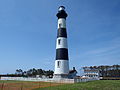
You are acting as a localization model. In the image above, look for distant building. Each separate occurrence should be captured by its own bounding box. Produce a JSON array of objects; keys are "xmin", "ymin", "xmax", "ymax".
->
[
  {"xmin": 83, "ymin": 67, "xmax": 99, "ymax": 78},
  {"xmin": 68, "ymin": 67, "xmax": 77, "ymax": 79},
  {"xmin": 84, "ymin": 69, "xmax": 99, "ymax": 78},
  {"xmin": 82, "ymin": 65, "xmax": 120, "ymax": 77}
]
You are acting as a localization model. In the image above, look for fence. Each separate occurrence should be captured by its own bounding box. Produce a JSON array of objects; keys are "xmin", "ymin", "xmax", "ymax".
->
[
  {"xmin": 0, "ymin": 77, "xmax": 99, "ymax": 90},
  {"xmin": 74, "ymin": 78, "xmax": 99, "ymax": 83},
  {"xmin": 1, "ymin": 77, "xmax": 99, "ymax": 83}
]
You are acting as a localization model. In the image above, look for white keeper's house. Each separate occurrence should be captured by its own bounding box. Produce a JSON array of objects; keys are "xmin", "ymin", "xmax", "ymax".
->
[{"xmin": 82, "ymin": 67, "xmax": 99, "ymax": 78}]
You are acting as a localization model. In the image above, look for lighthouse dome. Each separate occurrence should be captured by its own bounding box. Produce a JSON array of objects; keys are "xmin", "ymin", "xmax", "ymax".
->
[{"xmin": 59, "ymin": 6, "xmax": 65, "ymax": 11}]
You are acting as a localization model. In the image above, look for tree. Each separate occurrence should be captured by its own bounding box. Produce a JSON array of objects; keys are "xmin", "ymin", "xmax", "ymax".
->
[{"xmin": 15, "ymin": 69, "xmax": 23, "ymax": 76}]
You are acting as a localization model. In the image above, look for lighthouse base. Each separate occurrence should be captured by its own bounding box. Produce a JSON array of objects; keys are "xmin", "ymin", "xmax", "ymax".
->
[{"xmin": 53, "ymin": 74, "xmax": 68, "ymax": 79}]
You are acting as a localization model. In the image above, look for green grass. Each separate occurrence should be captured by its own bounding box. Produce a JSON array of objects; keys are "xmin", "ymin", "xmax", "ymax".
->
[
  {"xmin": 0, "ymin": 80, "xmax": 23, "ymax": 83},
  {"xmin": 35, "ymin": 80, "xmax": 120, "ymax": 90}
]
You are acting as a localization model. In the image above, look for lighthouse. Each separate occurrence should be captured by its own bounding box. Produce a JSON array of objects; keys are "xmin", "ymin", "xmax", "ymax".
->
[{"xmin": 54, "ymin": 6, "xmax": 69, "ymax": 78}]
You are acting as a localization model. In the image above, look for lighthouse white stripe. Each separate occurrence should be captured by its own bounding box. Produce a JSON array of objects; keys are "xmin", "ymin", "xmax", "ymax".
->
[
  {"xmin": 58, "ymin": 18, "xmax": 66, "ymax": 29},
  {"xmin": 56, "ymin": 37, "xmax": 68, "ymax": 49},
  {"xmin": 54, "ymin": 60, "xmax": 69, "ymax": 74}
]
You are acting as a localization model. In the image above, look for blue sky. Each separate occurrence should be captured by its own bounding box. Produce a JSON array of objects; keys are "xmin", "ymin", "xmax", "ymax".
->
[{"xmin": 0, "ymin": 0, "xmax": 120, "ymax": 74}]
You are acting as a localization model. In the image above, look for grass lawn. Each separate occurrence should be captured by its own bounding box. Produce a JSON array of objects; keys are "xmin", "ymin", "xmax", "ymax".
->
[
  {"xmin": 35, "ymin": 80, "xmax": 120, "ymax": 90},
  {"xmin": 0, "ymin": 80, "xmax": 36, "ymax": 83},
  {"xmin": 0, "ymin": 80, "xmax": 63, "ymax": 90},
  {"xmin": 0, "ymin": 80, "xmax": 40, "ymax": 90},
  {"xmin": 0, "ymin": 80, "xmax": 25, "ymax": 83}
]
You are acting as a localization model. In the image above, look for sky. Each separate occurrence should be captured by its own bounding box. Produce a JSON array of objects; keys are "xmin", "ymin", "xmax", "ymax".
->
[{"xmin": 0, "ymin": 0, "xmax": 120, "ymax": 74}]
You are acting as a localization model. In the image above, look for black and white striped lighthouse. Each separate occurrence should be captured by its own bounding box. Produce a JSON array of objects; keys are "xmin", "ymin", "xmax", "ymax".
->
[{"xmin": 54, "ymin": 6, "xmax": 69, "ymax": 78}]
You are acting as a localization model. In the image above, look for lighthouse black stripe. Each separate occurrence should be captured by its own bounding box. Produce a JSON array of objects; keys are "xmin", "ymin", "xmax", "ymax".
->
[
  {"xmin": 57, "ymin": 28, "xmax": 67, "ymax": 38},
  {"xmin": 56, "ymin": 10, "xmax": 68, "ymax": 19},
  {"xmin": 56, "ymin": 48, "xmax": 68, "ymax": 60}
]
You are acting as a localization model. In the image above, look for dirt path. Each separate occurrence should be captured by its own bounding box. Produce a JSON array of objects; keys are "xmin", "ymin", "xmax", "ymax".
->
[{"xmin": 0, "ymin": 82, "xmax": 64, "ymax": 90}]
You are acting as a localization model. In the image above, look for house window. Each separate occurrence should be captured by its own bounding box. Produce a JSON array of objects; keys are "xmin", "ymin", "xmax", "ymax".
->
[
  {"xmin": 57, "ymin": 61, "xmax": 61, "ymax": 68},
  {"xmin": 58, "ymin": 39, "xmax": 61, "ymax": 45}
]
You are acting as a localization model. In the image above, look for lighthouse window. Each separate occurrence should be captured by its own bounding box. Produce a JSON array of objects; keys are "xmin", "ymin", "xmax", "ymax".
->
[
  {"xmin": 58, "ymin": 39, "xmax": 61, "ymax": 45},
  {"xmin": 59, "ymin": 23, "xmax": 62, "ymax": 28},
  {"xmin": 57, "ymin": 61, "xmax": 61, "ymax": 68}
]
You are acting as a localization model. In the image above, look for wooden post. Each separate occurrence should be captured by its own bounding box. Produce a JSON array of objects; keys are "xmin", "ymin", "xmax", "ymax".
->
[{"xmin": 1, "ymin": 82, "xmax": 4, "ymax": 90}]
